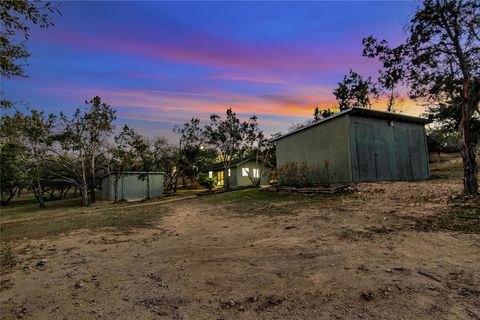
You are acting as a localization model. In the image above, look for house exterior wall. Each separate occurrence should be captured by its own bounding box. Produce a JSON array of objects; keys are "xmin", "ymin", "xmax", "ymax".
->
[
  {"xmin": 101, "ymin": 173, "xmax": 164, "ymax": 201},
  {"xmin": 209, "ymin": 161, "xmax": 269, "ymax": 187},
  {"xmin": 275, "ymin": 115, "xmax": 352, "ymax": 184},
  {"xmin": 235, "ymin": 160, "xmax": 270, "ymax": 186},
  {"xmin": 348, "ymin": 115, "xmax": 430, "ymax": 182}
]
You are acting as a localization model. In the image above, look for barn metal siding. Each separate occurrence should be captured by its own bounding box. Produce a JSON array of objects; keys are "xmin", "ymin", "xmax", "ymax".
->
[
  {"xmin": 276, "ymin": 115, "xmax": 353, "ymax": 183},
  {"xmin": 348, "ymin": 115, "xmax": 430, "ymax": 182}
]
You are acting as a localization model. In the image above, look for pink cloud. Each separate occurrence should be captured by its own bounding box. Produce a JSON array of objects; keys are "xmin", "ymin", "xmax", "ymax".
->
[{"xmin": 38, "ymin": 29, "xmax": 367, "ymax": 74}]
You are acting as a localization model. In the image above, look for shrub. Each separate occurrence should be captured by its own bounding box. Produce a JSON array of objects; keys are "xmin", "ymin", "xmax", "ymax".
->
[
  {"xmin": 426, "ymin": 127, "xmax": 460, "ymax": 153},
  {"xmin": 277, "ymin": 162, "xmax": 333, "ymax": 187},
  {"xmin": 197, "ymin": 172, "xmax": 215, "ymax": 190}
]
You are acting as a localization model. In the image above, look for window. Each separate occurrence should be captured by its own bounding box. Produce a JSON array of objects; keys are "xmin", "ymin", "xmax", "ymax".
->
[
  {"xmin": 253, "ymin": 168, "xmax": 260, "ymax": 178},
  {"xmin": 228, "ymin": 168, "xmax": 231, "ymax": 177},
  {"xmin": 242, "ymin": 167, "xmax": 249, "ymax": 176},
  {"xmin": 217, "ymin": 171, "xmax": 224, "ymax": 186},
  {"xmin": 208, "ymin": 171, "xmax": 213, "ymax": 178}
]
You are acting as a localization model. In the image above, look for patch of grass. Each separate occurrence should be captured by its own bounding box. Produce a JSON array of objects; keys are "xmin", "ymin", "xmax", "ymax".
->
[
  {"xmin": 0, "ymin": 245, "xmax": 17, "ymax": 273},
  {"xmin": 206, "ymin": 188, "xmax": 311, "ymax": 202},
  {"xmin": 0, "ymin": 205, "xmax": 170, "ymax": 242},
  {"xmin": 1, "ymin": 196, "xmax": 88, "ymax": 222},
  {"xmin": 0, "ymin": 190, "xmax": 110, "ymax": 223},
  {"xmin": 415, "ymin": 197, "xmax": 480, "ymax": 233},
  {"xmin": 429, "ymin": 155, "xmax": 479, "ymax": 180},
  {"xmin": 202, "ymin": 188, "xmax": 340, "ymax": 216}
]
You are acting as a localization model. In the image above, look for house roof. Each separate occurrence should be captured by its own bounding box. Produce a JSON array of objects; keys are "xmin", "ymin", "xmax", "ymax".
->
[
  {"xmin": 272, "ymin": 107, "xmax": 431, "ymax": 142},
  {"xmin": 204, "ymin": 158, "xmax": 258, "ymax": 172}
]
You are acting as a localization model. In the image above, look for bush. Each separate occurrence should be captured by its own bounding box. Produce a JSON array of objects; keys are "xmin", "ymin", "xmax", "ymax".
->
[
  {"xmin": 426, "ymin": 127, "xmax": 460, "ymax": 153},
  {"xmin": 277, "ymin": 162, "xmax": 333, "ymax": 187},
  {"xmin": 197, "ymin": 172, "xmax": 215, "ymax": 190}
]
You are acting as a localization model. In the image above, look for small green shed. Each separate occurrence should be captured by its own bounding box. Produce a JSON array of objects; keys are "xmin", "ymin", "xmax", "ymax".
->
[
  {"xmin": 101, "ymin": 172, "xmax": 164, "ymax": 201},
  {"xmin": 274, "ymin": 108, "xmax": 431, "ymax": 184}
]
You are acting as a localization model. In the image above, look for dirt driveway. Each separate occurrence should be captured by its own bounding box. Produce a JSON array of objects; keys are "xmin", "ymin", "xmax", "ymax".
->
[{"xmin": 1, "ymin": 181, "xmax": 479, "ymax": 320}]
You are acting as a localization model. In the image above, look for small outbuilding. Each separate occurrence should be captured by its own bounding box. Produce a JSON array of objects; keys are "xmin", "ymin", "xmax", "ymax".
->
[
  {"xmin": 204, "ymin": 158, "xmax": 270, "ymax": 187},
  {"xmin": 101, "ymin": 172, "xmax": 164, "ymax": 201},
  {"xmin": 273, "ymin": 107, "xmax": 431, "ymax": 185}
]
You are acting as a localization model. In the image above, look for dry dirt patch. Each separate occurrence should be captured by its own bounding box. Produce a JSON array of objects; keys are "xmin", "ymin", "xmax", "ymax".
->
[{"xmin": 1, "ymin": 181, "xmax": 479, "ymax": 320}]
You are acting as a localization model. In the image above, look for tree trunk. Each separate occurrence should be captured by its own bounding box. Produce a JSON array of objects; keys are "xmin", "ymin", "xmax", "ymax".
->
[
  {"xmin": 80, "ymin": 186, "xmax": 90, "ymax": 207},
  {"xmin": 146, "ymin": 173, "xmax": 151, "ymax": 199},
  {"xmin": 90, "ymin": 177, "xmax": 96, "ymax": 203},
  {"xmin": 173, "ymin": 173, "xmax": 178, "ymax": 193},
  {"xmin": 113, "ymin": 176, "xmax": 120, "ymax": 203},
  {"xmin": 36, "ymin": 179, "xmax": 45, "ymax": 208},
  {"xmin": 224, "ymin": 167, "xmax": 229, "ymax": 189},
  {"xmin": 1, "ymin": 189, "xmax": 16, "ymax": 206},
  {"xmin": 459, "ymin": 108, "xmax": 478, "ymax": 196},
  {"xmin": 90, "ymin": 153, "xmax": 96, "ymax": 203}
]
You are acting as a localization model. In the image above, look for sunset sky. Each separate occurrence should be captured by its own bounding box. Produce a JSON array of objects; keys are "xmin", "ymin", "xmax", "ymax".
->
[{"xmin": 5, "ymin": 1, "xmax": 423, "ymax": 138}]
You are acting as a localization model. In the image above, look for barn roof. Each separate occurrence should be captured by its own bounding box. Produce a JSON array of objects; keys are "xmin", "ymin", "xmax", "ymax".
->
[{"xmin": 272, "ymin": 107, "xmax": 431, "ymax": 142}]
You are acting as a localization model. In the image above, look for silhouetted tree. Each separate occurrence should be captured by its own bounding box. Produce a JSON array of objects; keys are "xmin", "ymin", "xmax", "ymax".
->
[
  {"xmin": 333, "ymin": 69, "xmax": 378, "ymax": 111},
  {"xmin": 362, "ymin": 37, "xmax": 406, "ymax": 112},
  {"xmin": 1, "ymin": 0, "xmax": 61, "ymax": 108},
  {"xmin": 173, "ymin": 118, "xmax": 205, "ymax": 191},
  {"xmin": 203, "ymin": 108, "xmax": 257, "ymax": 189},
  {"xmin": 54, "ymin": 97, "xmax": 116, "ymax": 206},
  {"xmin": 313, "ymin": 107, "xmax": 335, "ymax": 122},
  {"xmin": 364, "ymin": 0, "xmax": 480, "ymax": 195}
]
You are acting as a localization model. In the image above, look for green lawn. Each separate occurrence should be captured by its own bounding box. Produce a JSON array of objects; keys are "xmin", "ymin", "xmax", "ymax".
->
[
  {"xmin": 1, "ymin": 202, "xmax": 171, "ymax": 242},
  {"xmin": 429, "ymin": 153, "xmax": 480, "ymax": 180}
]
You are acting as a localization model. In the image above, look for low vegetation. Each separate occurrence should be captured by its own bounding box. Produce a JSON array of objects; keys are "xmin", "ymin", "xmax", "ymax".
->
[{"xmin": 0, "ymin": 197, "xmax": 171, "ymax": 242}]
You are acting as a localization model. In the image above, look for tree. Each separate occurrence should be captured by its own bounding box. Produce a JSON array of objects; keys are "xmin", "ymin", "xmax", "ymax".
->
[
  {"xmin": 0, "ymin": 110, "xmax": 55, "ymax": 207},
  {"xmin": 152, "ymin": 136, "xmax": 178, "ymax": 193},
  {"xmin": 364, "ymin": 0, "xmax": 480, "ymax": 195},
  {"xmin": 203, "ymin": 108, "xmax": 257, "ymax": 189},
  {"xmin": 0, "ymin": 113, "xmax": 28, "ymax": 205},
  {"xmin": 54, "ymin": 96, "xmax": 116, "ymax": 206},
  {"xmin": 426, "ymin": 125, "xmax": 461, "ymax": 153},
  {"xmin": 1, "ymin": 0, "xmax": 61, "ymax": 108},
  {"xmin": 104, "ymin": 125, "xmax": 135, "ymax": 203},
  {"xmin": 20, "ymin": 109, "xmax": 56, "ymax": 207},
  {"xmin": 333, "ymin": 69, "xmax": 378, "ymax": 111},
  {"xmin": 0, "ymin": 142, "xmax": 28, "ymax": 205},
  {"xmin": 245, "ymin": 129, "xmax": 277, "ymax": 187},
  {"xmin": 313, "ymin": 107, "xmax": 335, "ymax": 122},
  {"xmin": 121, "ymin": 127, "xmax": 155, "ymax": 199},
  {"xmin": 173, "ymin": 118, "xmax": 205, "ymax": 191},
  {"xmin": 362, "ymin": 37, "xmax": 407, "ymax": 112},
  {"xmin": 83, "ymin": 97, "xmax": 116, "ymax": 203}
]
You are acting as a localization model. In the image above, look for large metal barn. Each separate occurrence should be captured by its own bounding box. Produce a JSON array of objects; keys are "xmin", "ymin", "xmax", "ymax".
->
[{"xmin": 274, "ymin": 107, "xmax": 431, "ymax": 184}]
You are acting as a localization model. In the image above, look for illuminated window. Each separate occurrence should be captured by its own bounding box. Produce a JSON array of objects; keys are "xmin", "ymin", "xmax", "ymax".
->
[
  {"xmin": 242, "ymin": 167, "xmax": 249, "ymax": 176},
  {"xmin": 217, "ymin": 171, "xmax": 224, "ymax": 186},
  {"xmin": 208, "ymin": 171, "xmax": 213, "ymax": 178},
  {"xmin": 228, "ymin": 168, "xmax": 231, "ymax": 177},
  {"xmin": 253, "ymin": 168, "xmax": 259, "ymax": 178}
]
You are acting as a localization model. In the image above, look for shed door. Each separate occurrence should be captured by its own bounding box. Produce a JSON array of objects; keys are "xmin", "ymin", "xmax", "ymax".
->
[
  {"xmin": 373, "ymin": 125, "xmax": 395, "ymax": 180},
  {"xmin": 393, "ymin": 127, "xmax": 413, "ymax": 180},
  {"xmin": 354, "ymin": 123, "xmax": 377, "ymax": 181},
  {"xmin": 408, "ymin": 127, "xmax": 429, "ymax": 179}
]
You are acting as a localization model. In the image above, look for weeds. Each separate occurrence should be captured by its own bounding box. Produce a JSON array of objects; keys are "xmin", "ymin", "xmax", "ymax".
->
[{"xmin": 0, "ymin": 245, "xmax": 17, "ymax": 273}]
